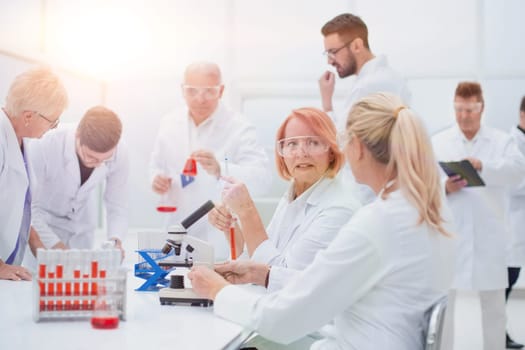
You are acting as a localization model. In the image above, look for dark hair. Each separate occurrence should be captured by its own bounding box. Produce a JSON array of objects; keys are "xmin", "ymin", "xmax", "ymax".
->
[
  {"xmin": 321, "ymin": 13, "xmax": 370, "ymax": 49},
  {"xmin": 454, "ymin": 81, "xmax": 484, "ymax": 105},
  {"xmin": 520, "ymin": 96, "xmax": 525, "ymax": 113},
  {"xmin": 77, "ymin": 106, "xmax": 122, "ymax": 152}
]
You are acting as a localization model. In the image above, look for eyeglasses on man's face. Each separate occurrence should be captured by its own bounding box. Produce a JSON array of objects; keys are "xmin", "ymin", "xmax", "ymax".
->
[
  {"xmin": 32, "ymin": 110, "xmax": 60, "ymax": 129},
  {"xmin": 322, "ymin": 39, "xmax": 354, "ymax": 59},
  {"xmin": 78, "ymin": 142, "xmax": 115, "ymax": 166},
  {"xmin": 181, "ymin": 85, "xmax": 222, "ymax": 100},
  {"xmin": 453, "ymin": 102, "xmax": 483, "ymax": 114},
  {"xmin": 277, "ymin": 136, "xmax": 330, "ymax": 158}
]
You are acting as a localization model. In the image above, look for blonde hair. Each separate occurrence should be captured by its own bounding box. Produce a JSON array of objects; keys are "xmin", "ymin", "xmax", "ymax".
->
[
  {"xmin": 5, "ymin": 66, "xmax": 68, "ymax": 118},
  {"xmin": 346, "ymin": 93, "xmax": 449, "ymax": 236},
  {"xmin": 77, "ymin": 106, "xmax": 122, "ymax": 152},
  {"xmin": 275, "ymin": 107, "xmax": 343, "ymax": 180}
]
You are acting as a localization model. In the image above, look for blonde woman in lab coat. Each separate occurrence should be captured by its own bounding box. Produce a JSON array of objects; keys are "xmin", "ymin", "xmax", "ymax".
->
[
  {"xmin": 0, "ymin": 67, "xmax": 68, "ymax": 280},
  {"xmin": 27, "ymin": 106, "xmax": 128, "ymax": 256},
  {"xmin": 189, "ymin": 93, "xmax": 455, "ymax": 350},
  {"xmin": 208, "ymin": 107, "xmax": 361, "ymax": 292}
]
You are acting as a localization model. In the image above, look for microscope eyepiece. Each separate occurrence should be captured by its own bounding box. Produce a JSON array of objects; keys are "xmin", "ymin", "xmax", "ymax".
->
[{"xmin": 180, "ymin": 200, "xmax": 215, "ymax": 229}]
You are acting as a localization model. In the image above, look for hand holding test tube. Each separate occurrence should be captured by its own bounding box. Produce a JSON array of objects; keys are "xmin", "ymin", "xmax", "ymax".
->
[{"xmin": 223, "ymin": 157, "xmax": 237, "ymax": 260}]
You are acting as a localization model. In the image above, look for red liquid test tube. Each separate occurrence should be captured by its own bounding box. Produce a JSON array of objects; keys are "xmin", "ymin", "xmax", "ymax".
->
[
  {"xmin": 229, "ymin": 226, "xmax": 237, "ymax": 260},
  {"xmin": 38, "ymin": 263, "xmax": 46, "ymax": 310},
  {"xmin": 56, "ymin": 264, "xmax": 63, "ymax": 310},
  {"xmin": 73, "ymin": 269, "xmax": 80, "ymax": 310},
  {"xmin": 82, "ymin": 274, "xmax": 89, "ymax": 310},
  {"xmin": 91, "ymin": 260, "xmax": 98, "ymax": 295},
  {"xmin": 47, "ymin": 272, "xmax": 55, "ymax": 311}
]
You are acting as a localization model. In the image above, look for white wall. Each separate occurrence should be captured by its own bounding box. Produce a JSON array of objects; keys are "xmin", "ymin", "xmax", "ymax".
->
[{"xmin": 1, "ymin": 0, "xmax": 524, "ymax": 230}]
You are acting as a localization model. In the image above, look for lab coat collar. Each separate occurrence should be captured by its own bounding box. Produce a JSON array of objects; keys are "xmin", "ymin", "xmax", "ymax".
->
[
  {"xmin": 186, "ymin": 102, "xmax": 225, "ymax": 129},
  {"xmin": 286, "ymin": 175, "xmax": 332, "ymax": 206},
  {"xmin": 0, "ymin": 110, "xmax": 26, "ymax": 175},
  {"xmin": 357, "ymin": 55, "xmax": 388, "ymax": 79},
  {"xmin": 453, "ymin": 124, "xmax": 490, "ymax": 143}
]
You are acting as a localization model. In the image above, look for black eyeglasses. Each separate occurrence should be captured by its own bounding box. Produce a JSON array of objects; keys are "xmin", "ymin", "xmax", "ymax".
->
[
  {"xmin": 32, "ymin": 111, "xmax": 60, "ymax": 129},
  {"xmin": 322, "ymin": 39, "xmax": 355, "ymax": 58}
]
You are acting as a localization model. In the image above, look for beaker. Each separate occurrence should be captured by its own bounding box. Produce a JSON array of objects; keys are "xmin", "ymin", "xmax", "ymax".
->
[
  {"xmin": 91, "ymin": 281, "xmax": 120, "ymax": 329},
  {"xmin": 157, "ymin": 177, "xmax": 177, "ymax": 213},
  {"xmin": 182, "ymin": 158, "xmax": 197, "ymax": 177}
]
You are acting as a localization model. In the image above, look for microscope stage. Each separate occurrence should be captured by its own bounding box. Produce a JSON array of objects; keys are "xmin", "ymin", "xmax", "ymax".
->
[{"xmin": 159, "ymin": 287, "xmax": 213, "ymax": 307}]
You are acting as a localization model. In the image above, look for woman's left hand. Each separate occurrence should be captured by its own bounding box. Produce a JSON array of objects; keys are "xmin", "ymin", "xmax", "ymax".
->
[{"xmin": 188, "ymin": 265, "xmax": 230, "ymax": 300}]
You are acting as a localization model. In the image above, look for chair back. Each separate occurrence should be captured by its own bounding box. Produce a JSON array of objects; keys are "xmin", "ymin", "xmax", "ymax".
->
[{"xmin": 425, "ymin": 296, "xmax": 448, "ymax": 350}]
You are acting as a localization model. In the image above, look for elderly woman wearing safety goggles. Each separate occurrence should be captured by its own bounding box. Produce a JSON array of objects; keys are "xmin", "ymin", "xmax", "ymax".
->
[{"xmin": 208, "ymin": 107, "xmax": 360, "ymax": 292}]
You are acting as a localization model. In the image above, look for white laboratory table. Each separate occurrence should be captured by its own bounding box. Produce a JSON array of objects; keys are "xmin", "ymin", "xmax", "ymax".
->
[{"xmin": 0, "ymin": 274, "xmax": 251, "ymax": 350}]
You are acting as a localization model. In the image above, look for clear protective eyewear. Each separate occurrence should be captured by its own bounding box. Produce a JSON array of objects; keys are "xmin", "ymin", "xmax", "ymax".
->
[
  {"xmin": 453, "ymin": 102, "xmax": 482, "ymax": 114},
  {"xmin": 78, "ymin": 142, "xmax": 115, "ymax": 165},
  {"xmin": 32, "ymin": 110, "xmax": 60, "ymax": 129},
  {"xmin": 181, "ymin": 85, "xmax": 222, "ymax": 100},
  {"xmin": 277, "ymin": 136, "xmax": 330, "ymax": 158}
]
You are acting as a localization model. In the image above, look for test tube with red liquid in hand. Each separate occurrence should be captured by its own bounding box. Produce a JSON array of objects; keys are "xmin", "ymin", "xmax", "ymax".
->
[{"xmin": 157, "ymin": 161, "xmax": 177, "ymax": 214}]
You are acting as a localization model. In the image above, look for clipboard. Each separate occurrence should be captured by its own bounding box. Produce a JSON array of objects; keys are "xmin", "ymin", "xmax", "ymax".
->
[{"xmin": 438, "ymin": 160, "xmax": 485, "ymax": 187}]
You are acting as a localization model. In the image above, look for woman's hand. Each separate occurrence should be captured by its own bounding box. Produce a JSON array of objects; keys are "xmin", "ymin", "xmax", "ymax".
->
[
  {"xmin": 208, "ymin": 203, "xmax": 234, "ymax": 232},
  {"xmin": 215, "ymin": 260, "xmax": 269, "ymax": 287},
  {"xmin": 221, "ymin": 177, "xmax": 256, "ymax": 216},
  {"xmin": 152, "ymin": 174, "xmax": 172, "ymax": 194},
  {"xmin": 188, "ymin": 266, "xmax": 230, "ymax": 300},
  {"xmin": 0, "ymin": 261, "xmax": 32, "ymax": 281}
]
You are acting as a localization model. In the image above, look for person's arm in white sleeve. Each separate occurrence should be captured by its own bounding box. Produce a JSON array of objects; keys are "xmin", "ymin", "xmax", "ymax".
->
[
  {"xmin": 251, "ymin": 206, "xmax": 354, "ymax": 270},
  {"xmin": 104, "ymin": 144, "xmax": 129, "ymax": 243},
  {"xmin": 479, "ymin": 136, "xmax": 525, "ymax": 187},
  {"xmin": 27, "ymin": 139, "xmax": 63, "ymax": 248},
  {"xmin": 214, "ymin": 229, "xmax": 385, "ymax": 345}
]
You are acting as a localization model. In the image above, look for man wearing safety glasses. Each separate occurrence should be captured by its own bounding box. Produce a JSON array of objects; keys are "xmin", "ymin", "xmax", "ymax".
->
[
  {"xmin": 150, "ymin": 62, "xmax": 270, "ymax": 260},
  {"xmin": 27, "ymin": 106, "xmax": 129, "ymax": 259},
  {"xmin": 318, "ymin": 13, "xmax": 411, "ymax": 132},
  {"xmin": 433, "ymin": 82, "xmax": 525, "ymax": 350}
]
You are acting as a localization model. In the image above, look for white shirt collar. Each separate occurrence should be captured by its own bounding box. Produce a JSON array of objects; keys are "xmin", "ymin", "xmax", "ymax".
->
[{"xmin": 357, "ymin": 55, "xmax": 387, "ymax": 78}]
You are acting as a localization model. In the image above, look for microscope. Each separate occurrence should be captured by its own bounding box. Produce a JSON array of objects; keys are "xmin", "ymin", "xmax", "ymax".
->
[{"xmin": 158, "ymin": 200, "xmax": 215, "ymax": 306}]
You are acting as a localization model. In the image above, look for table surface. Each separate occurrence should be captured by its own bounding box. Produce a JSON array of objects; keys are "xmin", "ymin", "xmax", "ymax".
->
[{"xmin": 0, "ymin": 267, "xmax": 249, "ymax": 350}]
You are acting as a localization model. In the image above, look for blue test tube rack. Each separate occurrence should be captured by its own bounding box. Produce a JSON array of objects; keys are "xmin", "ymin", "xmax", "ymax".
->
[{"xmin": 134, "ymin": 249, "xmax": 175, "ymax": 291}]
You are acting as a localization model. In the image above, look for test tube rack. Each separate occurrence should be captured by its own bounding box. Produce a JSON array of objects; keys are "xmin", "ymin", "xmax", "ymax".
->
[
  {"xmin": 134, "ymin": 249, "xmax": 175, "ymax": 291},
  {"xmin": 32, "ymin": 249, "xmax": 127, "ymax": 322}
]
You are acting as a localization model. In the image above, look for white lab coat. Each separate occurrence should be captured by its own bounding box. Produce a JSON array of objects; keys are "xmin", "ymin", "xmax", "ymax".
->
[
  {"xmin": 506, "ymin": 127, "xmax": 525, "ymax": 267},
  {"xmin": 150, "ymin": 103, "xmax": 270, "ymax": 260},
  {"xmin": 214, "ymin": 190, "xmax": 455, "ymax": 350},
  {"xmin": 251, "ymin": 175, "xmax": 361, "ymax": 292},
  {"xmin": 0, "ymin": 112, "xmax": 30, "ymax": 263},
  {"xmin": 432, "ymin": 125, "xmax": 525, "ymax": 290},
  {"xmin": 332, "ymin": 55, "xmax": 412, "ymax": 132},
  {"xmin": 27, "ymin": 126, "xmax": 129, "ymax": 249},
  {"xmin": 331, "ymin": 55, "xmax": 412, "ymax": 205}
]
